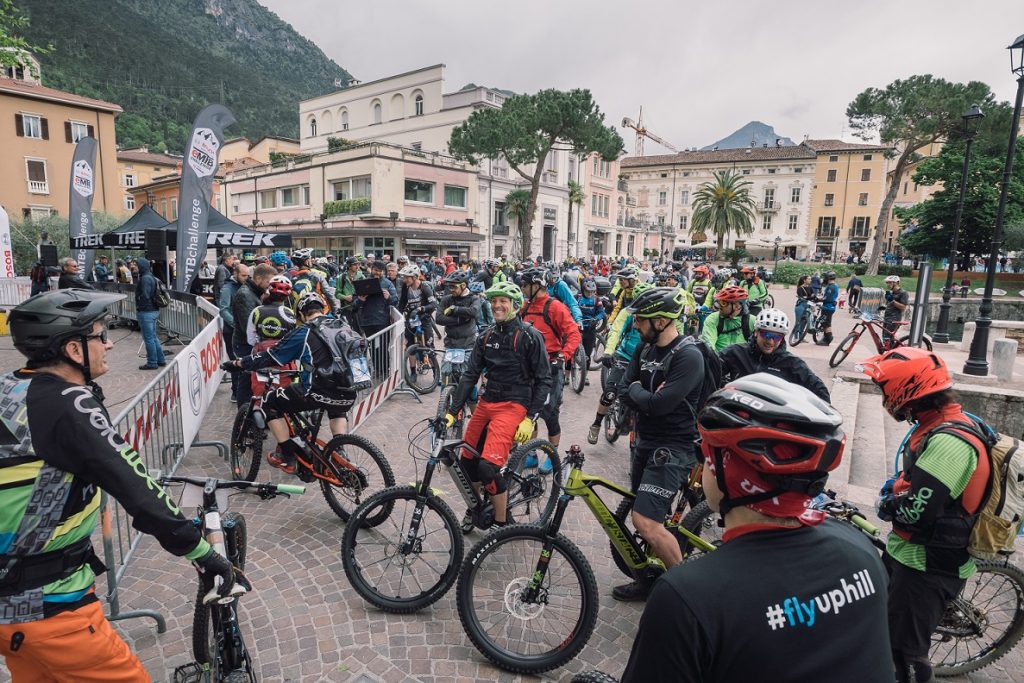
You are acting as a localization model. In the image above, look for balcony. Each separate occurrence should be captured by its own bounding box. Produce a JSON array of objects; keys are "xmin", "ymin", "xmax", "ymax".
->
[
  {"xmin": 849, "ymin": 228, "xmax": 871, "ymax": 239},
  {"xmin": 27, "ymin": 180, "xmax": 49, "ymax": 194},
  {"xmin": 758, "ymin": 201, "xmax": 779, "ymax": 213},
  {"xmin": 618, "ymin": 217, "xmax": 643, "ymax": 229},
  {"xmin": 324, "ymin": 197, "xmax": 371, "ymax": 216},
  {"xmin": 493, "ymin": 224, "xmax": 509, "ymax": 235},
  {"xmin": 816, "ymin": 228, "xmax": 840, "ymax": 239}
]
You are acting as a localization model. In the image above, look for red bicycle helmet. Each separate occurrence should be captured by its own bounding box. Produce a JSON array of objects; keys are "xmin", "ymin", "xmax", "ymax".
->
[
  {"xmin": 267, "ymin": 275, "xmax": 293, "ymax": 298},
  {"xmin": 858, "ymin": 347, "xmax": 953, "ymax": 420},
  {"xmin": 714, "ymin": 285, "xmax": 748, "ymax": 302}
]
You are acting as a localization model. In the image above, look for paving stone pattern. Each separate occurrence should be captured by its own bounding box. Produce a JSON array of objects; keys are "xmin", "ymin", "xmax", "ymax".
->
[{"xmin": 0, "ymin": 288, "xmax": 1021, "ymax": 682}]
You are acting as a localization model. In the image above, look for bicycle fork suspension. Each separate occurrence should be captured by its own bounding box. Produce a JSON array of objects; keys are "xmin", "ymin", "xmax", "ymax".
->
[{"xmin": 523, "ymin": 493, "xmax": 572, "ymax": 600}]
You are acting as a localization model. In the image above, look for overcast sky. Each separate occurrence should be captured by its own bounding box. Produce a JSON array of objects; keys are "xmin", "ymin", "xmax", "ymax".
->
[{"xmin": 261, "ymin": 0, "xmax": 1024, "ymax": 152}]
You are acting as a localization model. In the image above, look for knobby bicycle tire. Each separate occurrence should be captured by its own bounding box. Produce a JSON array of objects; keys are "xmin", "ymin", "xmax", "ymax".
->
[
  {"xmin": 505, "ymin": 439, "xmax": 561, "ymax": 525},
  {"xmin": 403, "ymin": 346, "xmax": 439, "ymax": 394},
  {"xmin": 603, "ymin": 401, "xmax": 624, "ymax": 444},
  {"xmin": 319, "ymin": 433, "xmax": 396, "ymax": 523},
  {"xmin": 829, "ymin": 333, "xmax": 859, "ymax": 368},
  {"xmin": 930, "ymin": 560, "xmax": 1024, "ymax": 676},
  {"xmin": 341, "ymin": 485, "xmax": 464, "ymax": 614},
  {"xmin": 589, "ymin": 334, "xmax": 606, "ymax": 370},
  {"xmin": 230, "ymin": 405, "xmax": 263, "ymax": 482},
  {"xmin": 764, "ymin": 293, "xmax": 775, "ymax": 308},
  {"xmin": 571, "ymin": 346, "xmax": 587, "ymax": 394},
  {"xmin": 790, "ymin": 313, "xmax": 809, "ymax": 346},
  {"xmin": 193, "ymin": 513, "xmax": 247, "ymax": 667},
  {"xmin": 456, "ymin": 525, "xmax": 600, "ymax": 675},
  {"xmin": 897, "ymin": 334, "xmax": 934, "ymax": 352},
  {"xmin": 571, "ymin": 671, "xmax": 619, "ymax": 683},
  {"xmin": 680, "ymin": 501, "xmax": 724, "ymax": 559}
]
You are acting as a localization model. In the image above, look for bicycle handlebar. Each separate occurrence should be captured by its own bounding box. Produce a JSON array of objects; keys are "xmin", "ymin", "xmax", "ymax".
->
[
  {"xmin": 849, "ymin": 513, "xmax": 881, "ymax": 536},
  {"xmin": 160, "ymin": 476, "xmax": 306, "ymax": 498}
]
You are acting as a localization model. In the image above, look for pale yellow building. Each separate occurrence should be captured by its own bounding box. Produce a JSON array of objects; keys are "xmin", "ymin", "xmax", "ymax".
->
[
  {"xmin": 220, "ymin": 135, "xmax": 301, "ymax": 165},
  {"xmin": 804, "ymin": 139, "xmax": 891, "ymax": 259},
  {"xmin": 0, "ymin": 54, "xmax": 121, "ymax": 220},
  {"xmin": 886, "ymin": 141, "xmax": 943, "ymax": 254},
  {"xmin": 116, "ymin": 147, "xmax": 181, "ymax": 214}
]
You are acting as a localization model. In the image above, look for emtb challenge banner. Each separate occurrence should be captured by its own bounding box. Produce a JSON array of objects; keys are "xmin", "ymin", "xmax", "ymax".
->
[
  {"xmin": 69, "ymin": 137, "xmax": 97, "ymax": 278},
  {"xmin": 175, "ymin": 104, "xmax": 235, "ymax": 292}
]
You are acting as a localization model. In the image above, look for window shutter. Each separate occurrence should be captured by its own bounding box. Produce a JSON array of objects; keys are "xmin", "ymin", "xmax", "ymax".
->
[
  {"xmin": 87, "ymin": 124, "xmax": 94, "ymax": 138},
  {"xmin": 15, "ymin": 113, "xmax": 23, "ymax": 137},
  {"xmin": 65, "ymin": 121, "xmax": 72, "ymax": 143},
  {"xmin": 40, "ymin": 118, "xmax": 49, "ymax": 140}
]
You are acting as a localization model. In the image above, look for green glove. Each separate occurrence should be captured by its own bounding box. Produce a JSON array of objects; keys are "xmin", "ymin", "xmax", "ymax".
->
[
  {"xmin": 514, "ymin": 417, "xmax": 535, "ymax": 443},
  {"xmin": 445, "ymin": 306, "xmax": 455, "ymax": 315},
  {"xmin": 443, "ymin": 413, "xmax": 456, "ymax": 429}
]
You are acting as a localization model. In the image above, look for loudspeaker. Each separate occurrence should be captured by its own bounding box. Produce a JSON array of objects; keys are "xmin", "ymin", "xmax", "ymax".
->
[
  {"xmin": 39, "ymin": 244, "xmax": 58, "ymax": 267},
  {"xmin": 145, "ymin": 229, "xmax": 166, "ymax": 261}
]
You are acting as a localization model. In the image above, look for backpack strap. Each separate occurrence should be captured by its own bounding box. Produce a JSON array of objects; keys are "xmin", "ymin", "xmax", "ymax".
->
[
  {"xmin": 911, "ymin": 419, "xmax": 991, "ymax": 514},
  {"xmin": 742, "ymin": 313, "xmax": 752, "ymax": 339}
]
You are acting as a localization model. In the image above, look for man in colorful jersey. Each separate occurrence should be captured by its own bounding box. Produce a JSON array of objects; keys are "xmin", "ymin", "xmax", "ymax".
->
[
  {"xmin": 544, "ymin": 269, "xmax": 583, "ymax": 326},
  {"xmin": 520, "ymin": 268, "xmax": 581, "ymax": 463},
  {"xmin": 862, "ymin": 348, "xmax": 989, "ymax": 683},
  {"xmin": 288, "ymin": 248, "xmax": 338, "ymax": 313},
  {"xmin": 701, "ymin": 285, "xmax": 755, "ymax": 352},
  {"xmin": 606, "ymin": 266, "xmax": 639, "ymax": 328},
  {"xmin": 443, "ymin": 282, "xmax": 552, "ymax": 529},
  {"xmin": 576, "ymin": 277, "xmax": 606, "ymax": 372},
  {"xmin": 686, "ymin": 265, "xmax": 715, "ymax": 308},
  {"xmin": 740, "ymin": 266, "xmax": 769, "ymax": 315},
  {"xmin": 0, "ymin": 290, "xmax": 237, "ymax": 680}
]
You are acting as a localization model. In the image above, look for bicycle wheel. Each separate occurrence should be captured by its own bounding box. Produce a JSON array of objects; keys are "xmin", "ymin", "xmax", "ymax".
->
[
  {"xmin": 897, "ymin": 334, "xmax": 934, "ymax": 352},
  {"xmin": 435, "ymin": 385, "xmax": 464, "ymax": 440},
  {"xmin": 930, "ymin": 560, "xmax": 1024, "ymax": 676},
  {"xmin": 608, "ymin": 496, "xmax": 694, "ymax": 580},
  {"xmin": 229, "ymin": 405, "xmax": 263, "ymax": 481},
  {"xmin": 589, "ymin": 333, "xmax": 605, "ymax": 370},
  {"xmin": 829, "ymin": 333, "xmax": 859, "ymax": 368},
  {"xmin": 193, "ymin": 513, "xmax": 247, "ymax": 666},
  {"xmin": 790, "ymin": 313, "xmax": 808, "ymax": 346},
  {"xmin": 764, "ymin": 293, "xmax": 775, "ymax": 308},
  {"xmin": 571, "ymin": 672, "xmax": 619, "ymax": 683},
  {"xmin": 341, "ymin": 485, "xmax": 464, "ymax": 614},
  {"xmin": 680, "ymin": 500, "xmax": 725, "ymax": 559},
  {"xmin": 505, "ymin": 439, "xmax": 561, "ymax": 525},
  {"xmin": 811, "ymin": 317, "xmax": 822, "ymax": 344},
  {"xmin": 570, "ymin": 346, "xmax": 587, "ymax": 394},
  {"xmin": 603, "ymin": 400, "xmax": 623, "ymax": 444},
  {"xmin": 403, "ymin": 346, "xmax": 439, "ymax": 394},
  {"xmin": 319, "ymin": 433, "xmax": 396, "ymax": 523},
  {"xmin": 456, "ymin": 525, "xmax": 600, "ymax": 675}
]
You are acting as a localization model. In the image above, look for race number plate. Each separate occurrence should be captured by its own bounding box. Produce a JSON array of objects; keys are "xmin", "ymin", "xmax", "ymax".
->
[{"xmin": 444, "ymin": 349, "xmax": 467, "ymax": 363}]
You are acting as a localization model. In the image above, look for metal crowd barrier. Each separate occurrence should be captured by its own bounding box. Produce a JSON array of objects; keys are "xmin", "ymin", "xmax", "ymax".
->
[{"xmin": 349, "ymin": 308, "xmax": 406, "ymax": 431}]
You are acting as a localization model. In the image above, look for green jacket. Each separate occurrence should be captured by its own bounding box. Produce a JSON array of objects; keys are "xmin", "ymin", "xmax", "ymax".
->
[
  {"xmin": 335, "ymin": 270, "xmax": 364, "ymax": 311},
  {"xmin": 701, "ymin": 311, "xmax": 754, "ymax": 352},
  {"xmin": 743, "ymin": 278, "xmax": 768, "ymax": 302}
]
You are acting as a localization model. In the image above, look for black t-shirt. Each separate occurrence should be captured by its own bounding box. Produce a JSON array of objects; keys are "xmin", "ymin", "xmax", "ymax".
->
[
  {"xmin": 622, "ymin": 520, "xmax": 893, "ymax": 683},
  {"xmin": 622, "ymin": 336, "xmax": 703, "ymax": 448},
  {"xmin": 885, "ymin": 288, "xmax": 909, "ymax": 321}
]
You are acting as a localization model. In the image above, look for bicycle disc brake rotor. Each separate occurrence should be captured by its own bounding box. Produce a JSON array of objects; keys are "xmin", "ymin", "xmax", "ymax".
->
[
  {"xmin": 332, "ymin": 449, "xmax": 369, "ymax": 489},
  {"xmin": 935, "ymin": 599, "xmax": 987, "ymax": 639},
  {"xmin": 503, "ymin": 577, "xmax": 546, "ymax": 620}
]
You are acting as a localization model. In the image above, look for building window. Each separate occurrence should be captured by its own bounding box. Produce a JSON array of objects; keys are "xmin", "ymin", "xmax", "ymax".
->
[
  {"xmin": 657, "ymin": 214, "xmax": 665, "ymax": 226},
  {"xmin": 27, "ymin": 206, "xmax": 52, "ymax": 220},
  {"xmin": 627, "ymin": 234, "xmax": 635, "ymax": 256},
  {"xmin": 829, "ymin": 154, "xmax": 839, "ymax": 162},
  {"xmin": 125, "ymin": 195, "xmax": 135, "ymax": 211},
  {"xmin": 824, "ymin": 193, "xmax": 835, "ymax": 207},
  {"xmin": 308, "ymin": 117, "xmax": 317, "ymax": 137},
  {"xmin": 858, "ymin": 192, "xmax": 869, "ymax": 206},
  {"xmin": 593, "ymin": 157, "xmax": 599, "ymax": 175},
  {"xmin": 861, "ymin": 168, "xmax": 871, "ymax": 182},
  {"xmin": 69, "ymin": 121, "xmax": 89, "ymax": 142},
  {"xmin": 615, "ymin": 234, "xmax": 623, "ymax": 254},
  {"xmin": 903, "ymin": 182, "xmax": 908, "ymax": 195},
  {"xmin": 493, "ymin": 201, "xmax": 507, "ymax": 232},
  {"xmin": 763, "ymin": 188, "xmax": 775, "ymax": 208},
  {"xmin": 679, "ymin": 214, "xmax": 688, "ymax": 231},
  {"xmin": 768, "ymin": 168, "xmax": 777, "ymax": 174},
  {"xmin": 762, "ymin": 214, "xmax": 773, "ymax": 231},
  {"xmin": 363, "ymin": 237, "xmax": 395, "ymax": 259},
  {"xmin": 301, "ymin": 185, "xmax": 310, "ymax": 206},
  {"xmin": 863, "ymin": 154, "xmax": 873, "ymax": 161},
  {"xmin": 340, "ymin": 109, "xmax": 349, "ymax": 130},
  {"xmin": 170, "ymin": 198, "xmax": 178, "ymax": 220},
  {"xmin": 411, "ymin": 141, "xmax": 422, "ymax": 151},
  {"xmin": 826, "ymin": 169, "xmax": 837, "ymax": 182},
  {"xmin": 591, "ymin": 194, "xmax": 598, "ymax": 215},
  {"xmin": 18, "ymin": 113, "xmax": 45, "ymax": 139},
  {"xmin": 680, "ymin": 190, "xmax": 689, "ymax": 205},
  {"xmin": 25, "ymin": 158, "xmax": 47, "ymax": 194},
  {"xmin": 742, "ymin": 169, "xmax": 750, "ymax": 175},
  {"xmin": 794, "ymin": 167, "xmax": 803, "ymax": 173},
  {"xmin": 682, "ymin": 171, "xmax": 690, "ymax": 177},
  {"xmin": 790, "ymin": 187, "xmax": 801, "ymax": 203},
  {"xmin": 333, "ymin": 176, "xmax": 371, "ymax": 200},
  {"xmin": 852, "ymin": 216, "xmax": 871, "ymax": 236},
  {"xmin": 658, "ymin": 191, "xmax": 667, "ymax": 205},
  {"xmin": 372, "ymin": 102, "xmax": 382, "ymax": 124},
  {"xmin": 788, "ymin": 214, "xmax": 798, "ymax": 230},
  {"xmin": 404, "ymin": 179, "xmax": 434, "ymax": 203},
  {"xmin": 123, "ymin": 173, "xmax": 136, "ymax": 188},
  {"xmin": 259, "ymin": 189, "xmax": 277, "ymax": 209},
  {"xmin": 602, "ymin": 196, "xmax": 610, "ymax": 217},
  {"xmin": 160, "ymin": 199, "xmax": 168, "ymax": 218},
  {"xmin": 444, "ymin": 185, "xmax": 467, "ymax": 208},
  {"xmin": 414, "ymin": 94, "xmax": 424, "ymax": 116},
  {"xmin": 280, "ymin": 187, "xmax": 299, "ymax": 207},
  {"xmin": 817, "ymin": 216, "xmax": 836, "ymax": 234}
]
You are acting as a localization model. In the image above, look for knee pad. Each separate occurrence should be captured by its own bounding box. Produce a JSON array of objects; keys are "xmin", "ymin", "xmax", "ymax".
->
[
  {"xmin": 460, "ymin": 454, "xmax": 480, "ymax": 482},
  {"xmin": 600, "ymin": 390, "xmax": 617, "ymax": 407},
  {"xmin": 477, "ymin": 460, "xmax": 507, "ymax": 496}
]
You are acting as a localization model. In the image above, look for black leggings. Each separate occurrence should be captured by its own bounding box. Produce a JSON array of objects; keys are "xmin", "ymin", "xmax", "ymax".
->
[{"xmin": 580, "ymin": 326, "xmax": 597, "ymax": 361}]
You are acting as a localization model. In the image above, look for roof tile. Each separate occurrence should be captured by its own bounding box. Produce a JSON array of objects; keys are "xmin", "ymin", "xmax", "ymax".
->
[{"xmin": 0, "ymin": 77, "xmax": 122, "ymax": 112}]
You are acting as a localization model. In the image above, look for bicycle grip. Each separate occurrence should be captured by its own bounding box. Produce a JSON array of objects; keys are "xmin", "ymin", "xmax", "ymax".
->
[
  {"xmin": 276, "ymin": 484, "xmax": 306, "ymax": 495},
  {"xmin": 851, "ymin": 514, "xmax": 881, "ymax": 536}
]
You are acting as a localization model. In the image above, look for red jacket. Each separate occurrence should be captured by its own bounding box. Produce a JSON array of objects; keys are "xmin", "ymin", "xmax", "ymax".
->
[{"xmin": 521, "ymin": 291, "xmax": 581, "ymax": 358}]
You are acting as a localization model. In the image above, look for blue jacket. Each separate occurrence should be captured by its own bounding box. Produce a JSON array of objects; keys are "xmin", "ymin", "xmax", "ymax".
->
[
  {"xmin": 548, "ymin": 280, "xmax": 582, "ymax": 325},
  {"xmin": 219, "ymin": 279, "xmax": 240, "ymax": 327},
  {"xmin": 577, "ymin": 294, "xmax": 606, "ymax": 329},
  {"xmin": 822, "ymin": 282, "xmax": 839, "ymax": 312},
  {"xmin": 354, "ymin": 275, "xmax": 398, "ymax": 328},
  {"xmin": 135, "ymin": 258, "xmax": 160, "ymax": 312}
]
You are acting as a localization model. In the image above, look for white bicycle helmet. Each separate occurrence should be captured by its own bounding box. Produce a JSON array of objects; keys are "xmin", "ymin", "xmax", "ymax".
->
[
  {"xmin": 398, "ymin": 265, "xmax": 420, "ymax": 278},
  {"xmin": 291, "ymin": 248, "xmax": 313, "ymax": 261},
  {"xmin": 884, "ymin": 275, "xmax": 901, "ymax": 284},
  {"xmin": 755, "ymin": 308, "xmax": 790, "ymax": 334}
]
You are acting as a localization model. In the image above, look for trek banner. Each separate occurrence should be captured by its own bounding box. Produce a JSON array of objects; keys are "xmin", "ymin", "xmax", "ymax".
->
[
  {"xmin": 175, "ymin": 104, "xmax": 235, "ymax": 292},
  {"xmin": 69, "ymin": 136, "xmax": 97, "ymax": 279}
]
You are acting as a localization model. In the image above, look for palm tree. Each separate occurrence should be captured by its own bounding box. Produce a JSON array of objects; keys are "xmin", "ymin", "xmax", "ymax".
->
[
  {"xmin": 566, "ymin": 180, "xmax": 585, "ymax": 257},
  {"xmin": 504, "ymin": 189, "xmax": 531, "ymax": 260},
  {"xmin": 690, "ymin": 170, "xmax": 757, "ymax": 257}
]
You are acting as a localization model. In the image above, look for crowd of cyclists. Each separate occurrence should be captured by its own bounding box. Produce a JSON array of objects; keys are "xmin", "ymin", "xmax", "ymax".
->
[{"xmin": 0, "ymin": 246, "xmax": 1009, "ymax": 683}]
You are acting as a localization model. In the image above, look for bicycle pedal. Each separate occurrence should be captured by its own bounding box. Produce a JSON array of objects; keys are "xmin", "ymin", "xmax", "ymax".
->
[{"xmin": 173, "ymin": 662, "xmax": 209, "ymax": 683}]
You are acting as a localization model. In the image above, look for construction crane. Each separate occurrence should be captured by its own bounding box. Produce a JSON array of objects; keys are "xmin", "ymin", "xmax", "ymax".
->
[{"xmin": 621, "ymin": 106, "xmax": 679, "ymax": 156}]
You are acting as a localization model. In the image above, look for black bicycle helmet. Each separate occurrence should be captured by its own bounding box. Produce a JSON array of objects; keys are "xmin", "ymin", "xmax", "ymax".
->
[
  {"xmin": 823, "ymin": 271, "xmax": 836, "ymax": 280},
  {"xmin": 629, "ymin": 286, "xmax": 686, "ymax": 319},
  {"xmin": 11, "ymin": 289, "xmax": 124, "ymax": 360},
  {"xmin": 615, "ymin": 267, "xmax": 638, "ymax": 280},
  {"xmin": 519, "ymin": 267, "xmax": 548, "ymax": 286},
  {"xmin": 443, "ymin": 270, "xmax": 471, "ymax": 286}
]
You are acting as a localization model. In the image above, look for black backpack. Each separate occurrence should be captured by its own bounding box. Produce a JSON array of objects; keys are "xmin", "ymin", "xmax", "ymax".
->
[
  {"xmin": 308, "ymin": 317, "xmax": 372, "ymax": 391},
  {"xmin": 717, "ymin": 312, "xmax": 753, "ymax": 339},
  {"xmin": 639, "ymin": 336, "xmax": 722, "ymax": 417}
]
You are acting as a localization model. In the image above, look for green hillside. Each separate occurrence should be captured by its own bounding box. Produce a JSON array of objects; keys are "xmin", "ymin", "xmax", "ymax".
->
[{"xmin": 14, "ymin": 0, "xmax": 352, "ymax": 152}]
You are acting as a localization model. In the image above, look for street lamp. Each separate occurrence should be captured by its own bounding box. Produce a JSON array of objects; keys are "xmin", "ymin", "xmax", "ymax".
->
[
  {"xmin": 773, "ymin": 235, "xmax": 782, "ymax": 271},
  {"xmin": 963, "ymin": 34, "xmax": 1024, "ymax": 375},
  {"xmin": 934, "ymin": 105, "xmax": 985, "ymax": 344}
]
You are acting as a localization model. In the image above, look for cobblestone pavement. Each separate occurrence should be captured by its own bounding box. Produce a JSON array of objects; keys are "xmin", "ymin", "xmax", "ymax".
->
[{"xmin": 0, "ymin": 289, "xmax": 1022, "ymax": 682}]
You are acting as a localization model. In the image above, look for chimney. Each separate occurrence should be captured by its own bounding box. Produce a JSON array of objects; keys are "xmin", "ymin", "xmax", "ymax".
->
[{"xmin": 775, "ymin": 138, "xmax": 781, "ymax": 147}]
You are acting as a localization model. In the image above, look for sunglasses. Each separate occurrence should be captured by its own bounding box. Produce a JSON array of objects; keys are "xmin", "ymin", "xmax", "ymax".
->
[
  {"xmin": 758, "ymin": 330, "xmax": 784, "ymax": 343},
  {"xmin": 83, "ymin": 328, "xmax": 110, "ymax": 343}
]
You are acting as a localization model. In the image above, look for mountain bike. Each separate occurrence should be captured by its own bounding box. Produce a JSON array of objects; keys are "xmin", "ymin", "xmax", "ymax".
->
[
  {"xmin": 164, "ymin": 475, "xmax": 305, "ymax": 683},
  {"xmin": 602, "ymin": 358, "xmax": 632, "ymax": 445},
  {"xmin": 588, "ymin": 330, "xmax": 606, "ymax": 370},
  {"xmin": 829, "ymin": 312, "xmax": 933, "ymax": 368},
  {"xmin": 789, "ymin": 300, "xmax": 823, "ymax": 346},
  {"xmin": 229, "ymin": 368, "xmax": 394, "ymax": 521},
  {"xmin": 435, "ymin": 346, "xmax": 473, "ymax": 439},
  {"xmin": 340, "ymin": 419, "xmax": 561, "ymax": 614},
  {"xmin": 811, "ymin": 490, "xmax": 1024, "ymax": 677},
  {"xmin": 569, "ymin": 344, "xmax": 588, "ymax": 394},
  {"xmin": 455, "ymin": 444, "xmax": 715, "ymax": 674},
  {"xmin": 402, "ymin": 307, "xmax": 439, "ymax": 394}
]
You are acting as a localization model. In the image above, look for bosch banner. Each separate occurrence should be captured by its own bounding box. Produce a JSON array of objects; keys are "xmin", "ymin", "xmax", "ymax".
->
[
  {"xmin": 175, "ymin": 104, "xmax": 235, "ymax": 292},
  {"xmin": 69, "ymin": 137, "xmax": 97, "ymax": 279},
  {"xmin": 0, "ymin": 205, "xmax": 13, "ymax": 278}
]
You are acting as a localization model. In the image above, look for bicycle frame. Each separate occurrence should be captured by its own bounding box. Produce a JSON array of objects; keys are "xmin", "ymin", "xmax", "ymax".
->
[{"xmin": 850, "ymin": 314, "xmax": 904, "ymax": 353}]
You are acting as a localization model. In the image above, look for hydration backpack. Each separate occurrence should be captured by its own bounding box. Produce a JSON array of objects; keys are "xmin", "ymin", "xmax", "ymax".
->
[
  {"xmin": 307, "ymin": 317, "xmax": 372, "ymax": 391},
  {"xmin": 290, "ymin": 270, "xmax": 322, "ymax": 309},
  {"xmin": 638, "ymin": 336, "xmax": 722, "ymax": 418}
]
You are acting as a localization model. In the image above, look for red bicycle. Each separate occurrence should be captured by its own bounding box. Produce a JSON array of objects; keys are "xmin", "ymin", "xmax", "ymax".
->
[{"xmin": 829, "ymin": 312, "xmax": 933, "ymax": 368}]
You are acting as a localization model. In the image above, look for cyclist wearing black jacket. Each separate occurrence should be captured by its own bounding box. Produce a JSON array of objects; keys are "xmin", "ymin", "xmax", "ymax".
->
[
  {"xmin": 616, "ymin": 287, "xmax": 704, "ymax": 602},
  {"xmin": 435, "ymin": 270, "xmax": 481, "ymax": 350},
  {"xmin": 720, "ymin": 308, "xmax": 830, "ymax": 403},
  {"xmin": 0, "ymin": 290, "xmax": 237, "ymax": 680},
  {"xmin": 622, "ymin": 375, "xmax": 891, "ymax": 683}
]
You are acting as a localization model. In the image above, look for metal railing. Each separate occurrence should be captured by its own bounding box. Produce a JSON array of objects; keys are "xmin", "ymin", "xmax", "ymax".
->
[{"xmin": 27, "ymin": 180, "xmax": 49, "ymax": 194}]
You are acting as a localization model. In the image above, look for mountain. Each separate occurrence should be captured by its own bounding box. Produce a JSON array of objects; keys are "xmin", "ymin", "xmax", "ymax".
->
[
  {"xmin": 14, "ymin": 0, "xmax": 353, "ymax": 152},
  {"xmin": 701, "ymin": 121, "xmax": 795, "ymax": 151}
]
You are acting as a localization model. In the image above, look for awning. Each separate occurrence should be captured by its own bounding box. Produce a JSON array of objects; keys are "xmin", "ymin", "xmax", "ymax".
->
[
  {"xmin": 405, "ymin": 238, "xmax": 477, "ymax": 246},
  {"xmin": 73, "ymin": 205, "xmax": 292, "ymax": 249},
  {"xmin": 310, "ymin": 226, "xmax": 484, "ymax": 243},
  {"xmin": 71, "ymin": 204, "xmax": 169, "ymax": 249}
]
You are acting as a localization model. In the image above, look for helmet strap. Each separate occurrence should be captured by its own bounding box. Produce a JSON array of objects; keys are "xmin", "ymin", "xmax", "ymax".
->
[{"xmin": 712, "ymin": 450, "xmax": 827, "ymax": 515}]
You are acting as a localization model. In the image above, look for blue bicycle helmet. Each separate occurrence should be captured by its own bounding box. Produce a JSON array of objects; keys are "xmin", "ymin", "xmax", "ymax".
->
[{"xmin": 468, "ymin": 280, "xmax": 485, "ymax": 294}]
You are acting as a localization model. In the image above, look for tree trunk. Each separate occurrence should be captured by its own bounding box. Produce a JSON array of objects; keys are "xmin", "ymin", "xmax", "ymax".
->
[
  {"xmin": 567, "ymin": 201, "xmax": 574, "ymax": 258},
  {"xmin": 522, "ymin": 166, "xmax": 545, "ymax": 261},
  {"xmin": 867, "ymin": 147, "xmax": 915, "ymax": 275},
  {"xmin": 716, "ymin": 232, "xmax": 725, "ymax": 260}
]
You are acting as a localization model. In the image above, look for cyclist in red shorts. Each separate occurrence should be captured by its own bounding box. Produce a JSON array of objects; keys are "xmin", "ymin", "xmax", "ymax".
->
[{"xmin": 444, "ymin": 281, "xmax": 552, "ymax": 531}]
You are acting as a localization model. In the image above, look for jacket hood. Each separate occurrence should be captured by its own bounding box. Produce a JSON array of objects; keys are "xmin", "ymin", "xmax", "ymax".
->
[{"xmin": 137, "ymin": 258, "xmax": 151, "ymax": 274}]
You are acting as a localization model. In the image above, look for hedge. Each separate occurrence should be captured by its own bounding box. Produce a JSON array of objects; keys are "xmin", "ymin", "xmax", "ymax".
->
[
  {"xmin": 772, "ymin": 262, "xmax": 856, "ymax": 284},
  {"xmin": 324, "ymin": 197, "xmax": 371, "ymax": 216}
]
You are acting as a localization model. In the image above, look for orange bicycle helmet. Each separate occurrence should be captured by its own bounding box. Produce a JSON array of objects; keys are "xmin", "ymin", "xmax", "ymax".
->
[
  {"xmin": 858, "ymin": 347, "xmax": 953, "ymax": 420},
  {"xmin": 714, "ymin": 285, "xmax": 749, "ymax": 302},
  {"xmin": 693, "ymin": 265, "xmax": 710, "ymax": 277}
]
